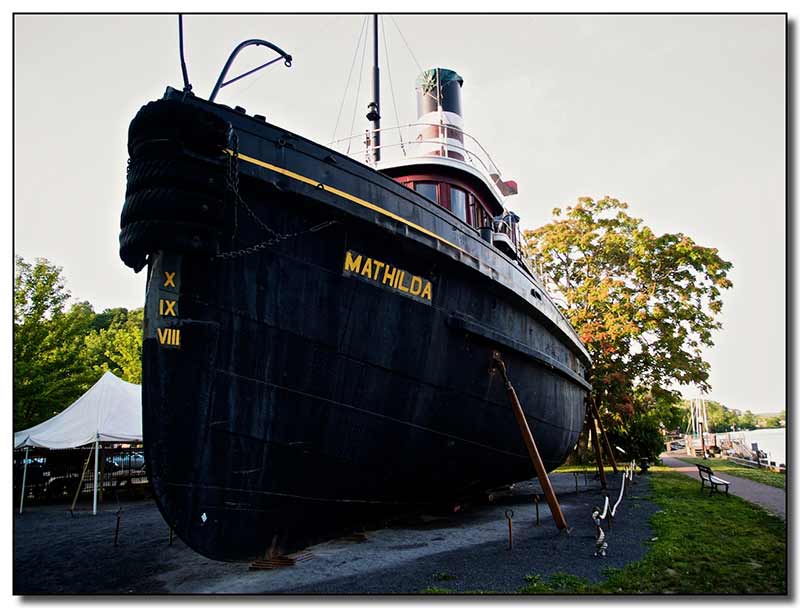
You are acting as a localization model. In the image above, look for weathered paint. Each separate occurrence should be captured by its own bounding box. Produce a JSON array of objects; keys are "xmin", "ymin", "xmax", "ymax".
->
[{"xmin": 127, "ymin": 90, "xmax": 591, "ymax": 562}]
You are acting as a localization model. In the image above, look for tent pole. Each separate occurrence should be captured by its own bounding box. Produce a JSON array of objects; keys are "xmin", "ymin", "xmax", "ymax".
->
[
  {"xmin": 19, "ymin": 447, "xmax": 30, "ymax": 515},
  {"xmin": 92, "ymin": 438, "xmax": 99, "ymax": 515}
]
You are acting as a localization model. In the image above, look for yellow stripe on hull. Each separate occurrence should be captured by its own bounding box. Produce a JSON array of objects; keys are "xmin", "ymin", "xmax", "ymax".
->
[{"xmin": 227, "ymin": 149, "xmax": 466, "ymax": 254}]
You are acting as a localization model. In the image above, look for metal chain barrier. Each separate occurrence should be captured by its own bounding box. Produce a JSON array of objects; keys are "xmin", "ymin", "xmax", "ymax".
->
[{"xmin": 214, "ymin": 132, "xmax": 338, "ymax": 260}]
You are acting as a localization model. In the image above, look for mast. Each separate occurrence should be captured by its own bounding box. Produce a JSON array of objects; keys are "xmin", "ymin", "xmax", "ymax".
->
[{"xmin": 366, "ymin": 14, "xmax": 381, "ymax": 163}]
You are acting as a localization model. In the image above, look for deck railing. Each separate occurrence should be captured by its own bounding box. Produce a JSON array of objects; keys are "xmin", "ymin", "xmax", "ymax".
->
[
  {"xmin": 329, "ymin": 121, "xmax": 506, "ymax": 189},
  {"xmin": 330, "ymin": 122, "xmax": 541, "ymax": 281}
]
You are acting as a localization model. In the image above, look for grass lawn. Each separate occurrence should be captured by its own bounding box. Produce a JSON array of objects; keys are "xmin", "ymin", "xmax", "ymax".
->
[
  {"xmin": 673, "ymin": 456, "xmax": 785, "ymax": 489},
  {"xmin": 519, "ymin": 468, "xmax": 786, "ymax": 594},
  {"xmin": 554, "ymin": 464, "xmax": 593, "ymax": 473},
  {"xmin": 553, "ymin": 463, "xmax": 605, "ymax": 474}
]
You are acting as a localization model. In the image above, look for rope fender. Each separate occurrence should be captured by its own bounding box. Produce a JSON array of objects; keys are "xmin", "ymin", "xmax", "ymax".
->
[{"xmin": 120, "ymin": 98, "xmax": 230, "ymax": 272}]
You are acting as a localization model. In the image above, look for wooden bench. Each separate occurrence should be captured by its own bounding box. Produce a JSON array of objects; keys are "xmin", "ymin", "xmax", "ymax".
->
[{"xmin": 696, "ymin": 463, "xmax": 730, "ymax": 496}]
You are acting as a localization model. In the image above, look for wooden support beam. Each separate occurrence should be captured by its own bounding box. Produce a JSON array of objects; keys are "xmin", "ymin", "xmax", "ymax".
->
[
  {"xmin": 70, "ymin": 449, "xmax": 94, "ymax": 513},
  {"xmin": 590, "ymin": 399, "xmax": 618, "ymax": 473},
  {"xmin": 491, "ymin": 353, "xmax": 569, "ymax": 531},
  {"xmin": 587, "ymin": 403, "xmax": 607, "ymax": 490},
  {"xmin": 19, "ymin": 447, "xmax": 30, "ymax": 515}
]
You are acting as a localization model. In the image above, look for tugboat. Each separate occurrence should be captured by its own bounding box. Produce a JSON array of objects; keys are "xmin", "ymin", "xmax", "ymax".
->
[{"xmin": 120, "ymin": 16, "xmax": 591, "ymax": 561}]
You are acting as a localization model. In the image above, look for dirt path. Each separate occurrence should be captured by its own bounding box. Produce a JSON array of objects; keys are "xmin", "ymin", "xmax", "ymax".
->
[{"xmin": 660, "ymin": 454, "xmax": 785, "ymax": 519}]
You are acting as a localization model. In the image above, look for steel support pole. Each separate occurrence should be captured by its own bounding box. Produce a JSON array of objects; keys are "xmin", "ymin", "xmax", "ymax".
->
[
  {"xmin": 492, "ymin": 353, "xmax": 568, "ymax": 530},
  {"xmin": 19, "ymin": 447, "xmax": 30, "ymax": 515},
  {"xmin": 93, "ymin": 438, "xmax": 99, "ymax": 515}
]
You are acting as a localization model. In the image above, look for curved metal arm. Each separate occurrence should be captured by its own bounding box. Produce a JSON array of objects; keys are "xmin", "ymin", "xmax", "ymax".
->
[{"xmin": 209, "ymin": 38, "xmax": 292, "ymax": 102}]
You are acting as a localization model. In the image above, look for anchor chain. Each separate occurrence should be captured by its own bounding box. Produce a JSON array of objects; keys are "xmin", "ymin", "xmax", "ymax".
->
[{"xmin": 214, "ymin": 132, "xmax": 337, "ymax": 260}]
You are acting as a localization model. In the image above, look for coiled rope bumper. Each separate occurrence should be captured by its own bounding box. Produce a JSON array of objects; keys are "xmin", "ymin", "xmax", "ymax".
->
[
  {"xmin": 119, "ymin": 98, "xmax": 338, "ymax": 271},
  {"xmin": 120, "ymin": 98, "xmax": 230, "ymax": 272}
]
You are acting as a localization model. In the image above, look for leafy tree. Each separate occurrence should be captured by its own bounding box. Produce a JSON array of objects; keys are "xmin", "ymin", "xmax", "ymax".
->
[
  {"xmin": 698, "ymin": 400, "xmax": 735, "ymax": 433},
  {"xmin": 14, "ymin": 257, "xmax": 99, "ymax": 430},
  {"xmin": 680, "ymin": 400, "xmax": 783, "ymax": 432},
  {"xmin": 91, "ymin": 307, "xmax": 131, "ymax": 332},
  {"xmin": 608, "ymin": 406, "xmax": 666, "ymax": 463},
  {"xmin": 650, "ymin": 392, "xmax": 688, "ymax": 434},
  {"xmin": 762, "ymin": 411, "xmax": 786, "ymax": 428},
  {"xmin": 524, "ymin": 197, "xmax": 732, "ymax": 452},
  {"xmin": 84, "ymin": 308, "xmax": 143, "ymax": 383},
  {"xmin": 738, "ymin": 410, "xmax": 758, "ymax": 430}
]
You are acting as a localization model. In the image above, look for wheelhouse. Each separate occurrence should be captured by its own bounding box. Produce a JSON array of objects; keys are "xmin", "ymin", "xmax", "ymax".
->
[{"xmin": 330, "ymin": 67, "xmax": 525, "ymax": 260}]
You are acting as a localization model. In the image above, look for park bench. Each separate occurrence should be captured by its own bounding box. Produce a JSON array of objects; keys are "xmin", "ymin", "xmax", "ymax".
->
[{"xmin": 696, "ymin": 463, "xmax": 730, "ymax": 497}]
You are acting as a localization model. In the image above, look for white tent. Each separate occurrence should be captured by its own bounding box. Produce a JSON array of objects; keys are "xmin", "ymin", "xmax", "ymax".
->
[
  {"xmin": 14, "ymin": 371, "xmax": 142, "ymax": 449},
  {"xmin": 14, "ymin": 372, "xmax": 142, "ymax": 514}
]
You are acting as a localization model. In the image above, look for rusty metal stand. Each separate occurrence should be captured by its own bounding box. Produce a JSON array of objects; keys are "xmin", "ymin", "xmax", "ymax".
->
[
  {"xmin": 590, "ymin": 398, "xmax": 618, "ymax": 473},
  {"xmin": 491, "ymin": 352, "xmax": 569, "ymax": 531},
  {"xmin": 249, "ymin": 551, "xmax": 313, "ymax": 571},
  {"xmin": 505, "ymin": 509, "xmax": 514, "ymax": 549},
  {"xmin": 113, "ymin": 508, "xmax": 122, "ymax": 546}
]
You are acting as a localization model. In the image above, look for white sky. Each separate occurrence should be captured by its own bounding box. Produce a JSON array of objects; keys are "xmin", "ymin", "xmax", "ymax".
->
[{"xmin": 13, "ymin": 13, "xmax": 786, "ymax": 414}]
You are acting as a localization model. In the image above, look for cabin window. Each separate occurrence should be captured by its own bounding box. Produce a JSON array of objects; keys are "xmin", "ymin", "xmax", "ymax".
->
[
  {"xmin": 450, "ymin": 187, "xmax": 467, "ymax": 223},
  {"xmin": 472, "ymin": 198, "xmax": 489, "ymax": 228},
  {"xmin": 414, "ymin": 182, "xmax": 438, "ymax": 203}
]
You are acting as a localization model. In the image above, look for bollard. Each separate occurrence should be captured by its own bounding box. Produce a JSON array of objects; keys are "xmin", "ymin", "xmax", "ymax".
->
[
  {"xmin": 114, "ymin": 509, "xmax": 122, "ymax": 547},
  {"xmin": 574, "ymin": 472, "xmax": 579, "ymax": 493},
  {"xmin": 505, "ymin": 509, "xmax": 514, "ymax": 550},
  {"xmin": 534, "ymin": 495, "xmax": 540, "ymax": 526},
  {"xmin": 591, "ymin": 506, "xmax": 608, "ymax": 557}
]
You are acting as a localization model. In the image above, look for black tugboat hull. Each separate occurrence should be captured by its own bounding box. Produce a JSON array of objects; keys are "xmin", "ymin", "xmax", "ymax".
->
[{"xmin": 124, "ymin": 91, "xmax": 591, "ymax": 561}]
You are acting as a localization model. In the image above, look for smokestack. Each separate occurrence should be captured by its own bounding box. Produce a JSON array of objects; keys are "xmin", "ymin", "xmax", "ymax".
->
[{"xmin": 414, "ymin": 68, "xmax": 465, "ymax": 161}]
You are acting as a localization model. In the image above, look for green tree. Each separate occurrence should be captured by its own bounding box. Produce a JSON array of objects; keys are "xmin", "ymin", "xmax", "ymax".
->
[
  {"xmin": 762, "ymin": 411, "xmax": 786, "ymax": 428},
  {"xmin": 14, "ymin": 257, "xmax": 99, "ymax": 430},
  {"xmin": 651, "ymin": 392, "xmax": 688, "ymax": 434},
  {"xmin": 84, "ymin": 308, "xmax": 143, "ymax": 383},
  {"xmin": 91, "ymin": 307, "xmax": 130, "ymax": 332},
  {"xmin": 701, "ymin": 400, "xmax": 733, "ymax": 433},
  {"xmin": 738, "ymin": 410, "xmax": 758, "ymax": 430},
  {"xmin": 524, "ymin": 197, "xmax": 732, "ymax": 449}
]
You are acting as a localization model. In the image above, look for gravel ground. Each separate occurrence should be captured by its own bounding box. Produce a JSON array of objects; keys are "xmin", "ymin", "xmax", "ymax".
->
[{"xmin": 14, "ymin": 472, "xmax": 657, "ymax": 595}]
